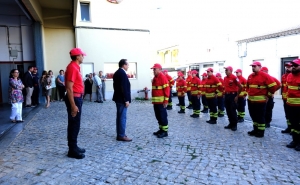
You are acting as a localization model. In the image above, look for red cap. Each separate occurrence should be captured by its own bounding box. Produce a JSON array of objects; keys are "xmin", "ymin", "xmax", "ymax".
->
[
  {"xmin": 191, "ymin": 70, "xmax": 198, "ymax": 74},
  {"xmin": 285, "ymin": 62, "xmax": 292, "ymax": 67},
  {"xmin": 70, "ymin": 48, "xmax": 86, "ymax": 56},
  {"xmin": 178, "ymin": 72, "xmax": 184, "ymax": 77},
  {"xmin": 250, "ymin": 61, "xmax": 262, "ymax": 66},
  {"xmin": 206, "ymin": 68, "xmax": 213, "ymax": 72},
  {"xmin": 261, "ymin": 66, "xmax": 268, "ymax": 72},
  {"xmin": 151, "ymin": 63, "xmax": 162, "ymax": 69},
  {"xmin": 163, "ymin": 70, "xmax": 168, "ymax": 73},
  {"xmin": 201, "ymin": 72, "xmax": 207, "ymax": 77},
  {"xmin": 235, "ymin": 69, "xmax": 242, "ymax": 73},
  {"xmin": 291, "ymin": 59, "xmax": 300, "ymax": 65},
  {"xmin": 224, "ymin": 66, "xmax": 233, "ymax": 71},
  {"xmin": 215, "ymin": 73, "xmax": 222, "ymax": 77}
]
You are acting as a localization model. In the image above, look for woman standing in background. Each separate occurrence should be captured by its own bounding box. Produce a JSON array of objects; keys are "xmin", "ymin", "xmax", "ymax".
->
[
  {"xmin": 8, "ymin": 69, "xmax": 25, "ymax": 123},
  {"xmin": 48, "ymin": 70, "xmax": 56, "ymax": 102},
  {"xmin": 56, "ymin": 69, "xmax": 66, "ymax": 101},
  {"xmin": 41, "ymin": 70, "xmax": 52, "ymax": 108}
]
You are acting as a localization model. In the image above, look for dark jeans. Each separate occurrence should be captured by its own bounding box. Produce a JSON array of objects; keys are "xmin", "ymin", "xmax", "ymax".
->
[
  {"xmin": 31, "ymin": 86, "xmax": 40, "ymax": 105},
  {"xmin": 168, "ymin": 89, "xmax": 172, "ymax": 106},
  {"xmin": 265, "ymin": 97, "xmax": 274, "ymax": 124},
  {"xmin": 154, "ymin": 104, "xmax": 168, "ymax": 131},
  {"xmin": 187, "ymin": 91, "xmax": 192, "ymax": 105},
  {"xmin": 116, "ymin": 103, "xmax": 128, "ymax": 137},
  {"xmin": 217, "ymin": 96, "xmax": 225, "ymax": 114},
  {"xmin": 207, "ymin": 97, "xmax": 218, "ymax": 120},
  {"xmin": 178, "ymin": 96, "xmax": 185, "ymax": 110},
  {"xmin": 65, "ymin": 95, "xmax": 83, "ymax": 151},
  {"xmin": 248, "ymin": 100, "xmax": 266, "ymax": 131},
  {"xmin": 237, "ymin": 97, "xmax": 246, "ymax": 118},
  {"xmin": 57, "ymin": 85, "xmax": 66, "ymax": 100},
  {"xmin": 225, "ymin": 93, "xmax": 238, "ymax": 126},
  {"xmin": 201, "ymin": 95, "xmax": 208, "ymax": 109},
  {"xmin": 191, "ymin": 95, "xmax": 200, "ymax": 115}
]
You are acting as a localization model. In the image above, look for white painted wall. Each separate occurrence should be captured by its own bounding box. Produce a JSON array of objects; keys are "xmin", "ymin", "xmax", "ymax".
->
[{"xmin": 76, "ymin": 28, "xmax": 152, "ymax": 99}]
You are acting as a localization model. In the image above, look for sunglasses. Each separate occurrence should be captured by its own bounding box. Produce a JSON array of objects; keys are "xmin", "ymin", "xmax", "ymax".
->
[{"xmin": 292, "ymin": 64, "xmax": 299, "ymax": 68}]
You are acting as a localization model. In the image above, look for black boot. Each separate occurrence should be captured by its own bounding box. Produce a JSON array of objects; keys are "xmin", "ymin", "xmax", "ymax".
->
[
  {"xmin": 178, "ymin": 109, "xmax": 185, "ymax": 114},
  {"xmin": 157, "ymin": 131, "xmax": 168, "ymax": 138},
  {"xmin": 153, "ymin": 130, "xmax": 162, "ymax": 135},
  {"xmin": 255, "ymin": 130, "xmax": 264, "ymax": 138},
  {"xmin": 218, "ymin": 113, "xmax": 224, "ymax": 117},
  {"xmin": 238, "ymin": 118, "xmax": 244, "ymax": 123},
  {"xmin": 201, "ymin": 109, "xmax": 208, "ymax": 113},
  {"xmin": 287, "ymin": 133, "xmax": 298, "ymax": 148},
  {"xmin": 281, "ymin": 127, "xmax": 291, "ymax": 134},
  {"xmin": 206, "ymin": 119, "xmax": 217, "ymax": 124},
  {"xmin": 190, "ymin": 114, "xmax": 199, "ymax": 118},
  {"xmin": 224, "ymin": 124, "xmax": 232, "ymax": 129},
  {"xmin": 248, "ymin": 126, "xmax": 257, "ymax": 136},
  {"xmin": 265, "ymin": 123, "xmax": 270, "ymax": 128},
  {"xmin": 166, "ymin": 105, "xmax": 172, "ymax": 110}
]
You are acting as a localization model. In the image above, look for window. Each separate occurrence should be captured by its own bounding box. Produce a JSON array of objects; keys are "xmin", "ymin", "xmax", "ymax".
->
[
  {"xmin": 203, "ymin": 64, "xmax": 213, "ymax": 68},
  {"xmin": 80, "ymin": 63, "xmax": 94, "ymax": 79},
  {"xmin": 80, "ymin": 2, "xmax": 90, "ymax": 21},
  {"xmin": 104, "ymin": 62, "xmax": 137, "ymax": 79}
]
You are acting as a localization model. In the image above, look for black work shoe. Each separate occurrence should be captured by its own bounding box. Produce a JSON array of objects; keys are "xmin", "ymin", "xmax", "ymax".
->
[
  {"xmin": 286, "ymin": 141, "xmax": 298, "ymax": 148},
  {"xmin": 238, "ymin": 118, "xmax": 244, "ymax": 123},
  {"xmin": 265, "ymin": 123, "xmax": 270, "ymax": 128},
  {"xmin": 98, "ymin": 101, "xmax": 103, "ymax": 103},
  {"xmin": 166, "ymin": 106, "xmax": 172, "ymax": 110},
  {"xmin": 153, "ymin": 130, "xmax": 162, "ymax": 135},
  {"xmin": 201, "ymin": 109, "xmax": 208, "ymax": 113},
  {"xmin": 77, "ymin": 147, "xmax": 86, "ymax": 153},
  {"xmin": 157, "ymin": 131, "xmax": 168, "ymax": 138},
  {"xmin": 67, "ymin": 151, "xmax": 85, "ymax": 159},
  {"xmin": 281, "ymin": 128, "xmax": 291, "ymax": 134},
  {"xmin": 206, "ymin": 120, "xmax": 217, "ymax": 124},
  {"xmin": 218, "ymin": 114, "xmax": 224, "ymax": 117},
  {"xmin": 231, "ymin": 127, "xmax": 237, "ymax": 131},
  {"xmin": 248, "ymin": 130, "xmax": 256, "ymax": 136},
  {"xmin": 255, "ymin": 132, "xmax": 264, "ymax": 138},
  {"xmin": 190, "ymin": 114, "xmax": 199, "ymax": 118},
  {"xmin": 178, "ymin": 110, "xmax": 185, "ymax": 114},
  {"xmin": 295, "ymin": 145, "xmax": 300, "ymax": 151},
  {"xmin": 224, "ymin": 124, "xmax": 232, "ymax": 129}
]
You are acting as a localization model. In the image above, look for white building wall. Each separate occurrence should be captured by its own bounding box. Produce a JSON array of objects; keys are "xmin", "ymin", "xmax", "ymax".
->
[{"xmin": 76, "ymin": 28, "xmax": 152, "ymax": 99}]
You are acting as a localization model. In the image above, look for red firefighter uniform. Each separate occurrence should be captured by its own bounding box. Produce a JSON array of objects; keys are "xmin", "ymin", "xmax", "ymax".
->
[
  {"xmin": 176, "ymin": 72, "xmax": 187, "ymax": 113},
  {"xmin": 281, "ymin": 62, "xmax": 293, "ymax": 133},
  {"xmin": 200, "ymin": 73, "xmax": 209, "ymax": 113},
  {"xmin": 190, "ymin": 70, "xmax": 202, "ymax": 118},
  {"xmin": 286, "ymin": 59, "xmax": 300, "ymax": 151},
  {"xmin": 151, "ymin": 64, "xmax": 170, "ymax": 138},
  {"xmin": 215, "ymin": 73, "xmax": 225, "ymax": 117},
  {"xmin": 204, "ymin": 68, "xmax": 223, "ymax": 124},
  {"xmin": 235, "ymin": 69, "xmax": 247, "ymax": 122},
  {"xmin": 247, "ymin": 61, "xmax": 277, "ymax": 138},
  {"xmin": 186, "ymin": 72, "xmax": 193, "ymax": 108},
  {"xmin": 163, "ymin": 70, "xmax": 175, "ymax": 109},
  {"xmin": 260, "ymin": 66, "xmax": 281, "ymax": 128}
]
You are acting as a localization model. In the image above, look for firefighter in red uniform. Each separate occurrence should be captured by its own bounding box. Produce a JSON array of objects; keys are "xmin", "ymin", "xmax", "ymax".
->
[
  {"xmin": 151, "ymin": 64, "xmax": 170, "ymax": 138},
  {"xmin": 163, "ymin": 70, "xmax": 175, "ymax": 110},
  {"xmin": 205, "ymin": 68, "xmax": 223, "ymax": 124},
  {"xmin": 223, "ymin": 66, "xmax": 242, "ymax": 131},
  {"xmin": 200, "ymin": 73, "xmax": 209, "ymax": 113},
  {"xmin": 281, "ymin": 63, "xmax": 293, "ymax": 134},
  {"xmin": 190, "ymin": 70, "xmax": 202, "ymax": 118},
  {"xmin": 215, "ymin": 73, "xmax": 225, "ymax": 117},
  {"xmin": 260, "ymin": 67, "xmax": 281, "ymax": 128},
  {"xmin": 176, "ymin": 72, "xmax": 187, "ymax": 113},
  {"xmin": 234, "ymin": 69, "xmax": 247, "ymax": 123},
  {"xmin": 286, "ymin": 59, "xmax": 300, "ymax": 151},
  {"xmin": 186, "ymin": 71, "xmax": 193, "ymax": 109},
  {"xmin": 247, "ymin": 61, "xmax": 277, "ymax": 138}
]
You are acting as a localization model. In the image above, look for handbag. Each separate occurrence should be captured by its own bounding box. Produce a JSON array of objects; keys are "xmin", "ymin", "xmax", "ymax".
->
[{"xmin": 45, "ymin": 85, "xmax": 51, "ymax": 90}]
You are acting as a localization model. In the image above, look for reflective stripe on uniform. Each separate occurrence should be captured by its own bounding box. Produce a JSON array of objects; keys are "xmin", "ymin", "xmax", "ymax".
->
[
  {"xmin": 152, "ymin": 96, "xmax": 165, "ymax": 102},
  {"xmin": 268, "ymin": 82, "xmax": 276, "ymax": 88},
  {"xmin": 248, "ymin": 85, "xmax": 267, "ymax": 88},
  {"xmin": 287, "ymin": 98, "xmax": 300, "ymax": 105},
  {"xmin": 204, "ymin": 85, "xmax": 217, "ymax": 88},
  {"xmin": 248, "ymin": 95, "xmax": 266, "ymax": 101},
  {"xmin": 191, "ymin": 90, "xmax": 199, "ymax": 95},
  {"xmin": 205, "ymin": 92, "xmax": 216, "ymax": 98},
  {"xmin": 288, "ymin": 85, "xmax": 300, "ymax": 90}
]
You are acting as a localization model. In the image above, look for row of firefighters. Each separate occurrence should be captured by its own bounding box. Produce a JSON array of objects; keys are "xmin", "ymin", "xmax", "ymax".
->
[{"xmin": 151, "ymin": 59, "xmax": 300, "ymax": 150}]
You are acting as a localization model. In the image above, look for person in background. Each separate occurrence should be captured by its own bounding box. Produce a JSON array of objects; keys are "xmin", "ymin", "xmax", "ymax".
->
[
  {"xmin": 235, "ymin": 69, "xmax": 248, "ymax": 123},
  {"xmin": 200, "ymin": 73, "xmax": 209, "ymax": 113},
  {"xmin": 163, "ymin": 70, "xmax": 175, "ymax": 110},
  {"xmin": 56, "ymin": 69, "xmax": 66, "ymax": 101},
  {"xmin": 83, "ymin": 73, "xmax": 93, "ymax": 102},
  {"xmin": 23, "ymin": 65, "xmax": 34, "ymax": 107},
  {"xmin": 31, "ymin": 67, "xmax": 40, "ymax": 106},
  {"xmin": 9, "ymin": 69, "xmax": 25, "ymax": 123},
  {"xmin": 185, "ymin": 71, "xmax": 193, "ymax": 109},
  {"xmin": 48, "ymin": 70, "xmax": 56, "ymax": 102},
  {"xmin": 41, "ymin": 70, "xmax": 52, "ymax": 108},
  {"xmin": 176, "ymin": 72, "xmax": 187, "ymax": 113},
  {"xmin": 215, "ymin": 73, "xmax": 225, "ymax": 117},
  {"xmin": 93, "ymin": 72, "xmax": 103, "ymax": 103},
  {"xmin": 99, "ymin": 71, "xmax": 106, "ymax": 101}
]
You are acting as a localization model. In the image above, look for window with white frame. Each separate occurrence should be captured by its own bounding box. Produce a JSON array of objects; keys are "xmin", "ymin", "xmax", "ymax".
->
[
  {"xmin": 80, "ymin": 2, "xmax": 90, "ymax": 22},
  {"xmin": 104, "ymin": 62, "xmax": 137, "ymax": 79}
]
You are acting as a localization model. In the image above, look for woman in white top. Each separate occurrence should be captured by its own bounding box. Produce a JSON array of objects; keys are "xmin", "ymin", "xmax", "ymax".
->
[{"xmin": 48, "ymin": 70, "xmax": 56, "ymax": 102}]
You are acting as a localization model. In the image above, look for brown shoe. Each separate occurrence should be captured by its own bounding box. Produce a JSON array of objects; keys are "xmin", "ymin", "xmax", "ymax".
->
[{"xmin": 116, "ymin": 136, "xmax": 132, "ymax": 142}]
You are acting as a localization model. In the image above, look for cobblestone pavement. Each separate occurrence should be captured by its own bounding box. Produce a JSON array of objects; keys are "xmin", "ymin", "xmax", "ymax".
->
[{"xmin": 0, "ymin": 98, "xmax": 299, "ymax": 185}]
